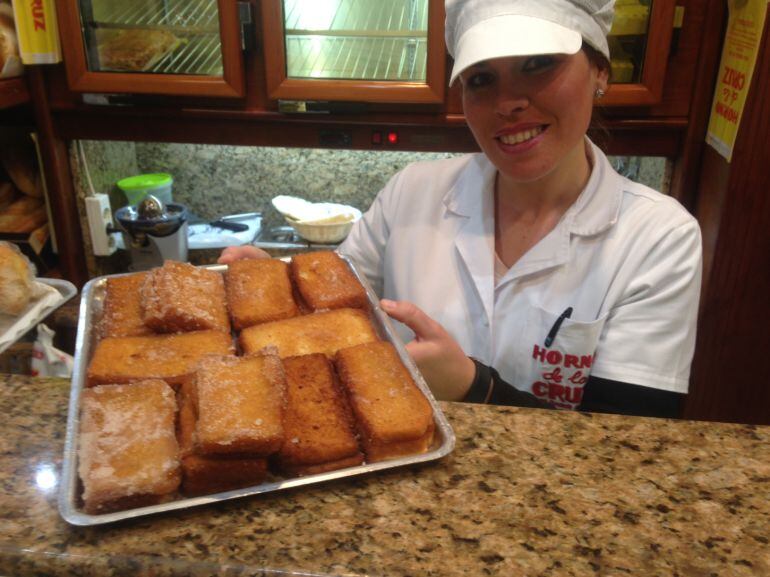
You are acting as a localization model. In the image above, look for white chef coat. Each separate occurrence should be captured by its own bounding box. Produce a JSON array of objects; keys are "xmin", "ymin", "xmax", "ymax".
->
[{"xmin": 339, "ymin": 140, "xmax": 702, "ymax": 409}]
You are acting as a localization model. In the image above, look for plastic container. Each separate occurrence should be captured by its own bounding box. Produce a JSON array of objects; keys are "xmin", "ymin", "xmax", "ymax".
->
[{"xmin": 117, "ymin": 173, "xmax": 173, "ymax": 206}]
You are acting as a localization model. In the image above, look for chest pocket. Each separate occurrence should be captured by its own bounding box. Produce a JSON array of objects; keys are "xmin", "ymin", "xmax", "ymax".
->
[{"xmin": 513, "ymin": 305, "xmax": 608, "ymax": 410}]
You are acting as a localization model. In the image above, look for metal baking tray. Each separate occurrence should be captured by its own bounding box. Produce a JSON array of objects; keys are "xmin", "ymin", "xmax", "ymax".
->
[{"xmin": 59, "ymin": 257, "xmax": 455, "ymax": 526}]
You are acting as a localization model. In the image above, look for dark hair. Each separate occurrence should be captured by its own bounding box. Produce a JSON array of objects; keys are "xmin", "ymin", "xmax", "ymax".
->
[{"xmin": 582, "ymin": 42, "xmax": 612, "ymax": 78}]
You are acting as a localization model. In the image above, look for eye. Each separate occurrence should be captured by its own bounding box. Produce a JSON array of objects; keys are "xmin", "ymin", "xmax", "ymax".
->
[
  {"xmin": 464, "ymin": 70, "xmax": 495, "ymax": 89},
  {"xmin": 522, "ymin": 55, "xmax": 557, "ymax": 73}
]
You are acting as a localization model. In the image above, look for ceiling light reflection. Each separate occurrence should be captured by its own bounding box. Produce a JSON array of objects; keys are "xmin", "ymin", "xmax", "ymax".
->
[
  {"xmin": 35, "ymin": 464, "xmax": 58, "ymax": 491},
  {"xmin": 290, "ymin": 0, "xmax": 338, "ymax": 30}
]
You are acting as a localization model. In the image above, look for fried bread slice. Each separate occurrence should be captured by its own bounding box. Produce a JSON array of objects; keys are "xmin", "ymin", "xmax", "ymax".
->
[
  {"xmin": 177, "ymin": 381, "xmax": 268, "ymax": 496},
  {"xmin": 335, "ymin": 341, "xmax": 435, "ymax": 462},
  {"xmin": 100, "ymin": 272, "xmax": 154, "ymax": 339},
  {"xmin": 276, "ymin": 354, "xmax": 363, "ymax": 476},
  {"xmin": 290, "ymin": 251, "xmax": 368, "ymax": 311},
  {"xmin": 86, "ymin": 330, "xmax": 234, "ymax": 388},
  {"xmin": 194, "ymin": 353, "xmax": 286, "ymax": 456},
  {"xmin": 78, "ymin": 380, "xmax": 180, "ymax": 514},
  {"xmin": 141, "ymin": 261, "xmax": 230, "ymax": 334},
  {"xmin": 225, "ymin": 258, "xmax": 299, "ymax": 330},
  {"xmin": 240, "ymin": 308, "xmax": 378, "ymax": 359}
]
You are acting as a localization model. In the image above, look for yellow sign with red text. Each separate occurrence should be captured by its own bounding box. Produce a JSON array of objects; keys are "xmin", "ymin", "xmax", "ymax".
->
[
  {"xmin": 706, "ymin": 0, "xmax": 769, "ymax": 162},
  {"xmin": 10, "ymin": 0, "xmax": 61, "ymax": 64}
]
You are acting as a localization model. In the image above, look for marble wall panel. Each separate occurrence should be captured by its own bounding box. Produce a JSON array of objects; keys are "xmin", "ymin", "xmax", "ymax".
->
[
  {"xmin": 134, "ymin": 143, "xmax": 461, "ymax": 230},
  {"xmin": 72, "ymin": 141, "xmax": 670, "ymax": 276},
  {"xmin": 130, "ymin": 143, "xmax": 668, "ymax": 231}
]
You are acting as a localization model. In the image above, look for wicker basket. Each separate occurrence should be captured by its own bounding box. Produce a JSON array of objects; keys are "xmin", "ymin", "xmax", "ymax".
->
[{"xmin": 286, "ymin": 217, "xmax": 356, "ymax": 244}]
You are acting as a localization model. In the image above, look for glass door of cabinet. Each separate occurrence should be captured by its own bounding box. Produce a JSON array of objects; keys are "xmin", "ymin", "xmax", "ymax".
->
[
  {"xmin": 261, "ymin": 0, "xmax": 446, "ymax": 104},
  {"xmin": 56, "ymin": 0, "xmax": 246, "ymax": 97},
  {"xmin": 603, "ymin": 0, "xmax": 676, "ymax": 106}
]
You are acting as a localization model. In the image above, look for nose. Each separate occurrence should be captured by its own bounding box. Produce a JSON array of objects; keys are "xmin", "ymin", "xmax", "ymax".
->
[{"xmin": 494, "ymin": 90, "xmax": 529, "ymax": 119}]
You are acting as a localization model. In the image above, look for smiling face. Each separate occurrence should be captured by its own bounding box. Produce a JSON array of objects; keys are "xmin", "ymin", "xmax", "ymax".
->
[{"xmin": 460, "ymin": 50, "xmax": 608, "ymax": 192}]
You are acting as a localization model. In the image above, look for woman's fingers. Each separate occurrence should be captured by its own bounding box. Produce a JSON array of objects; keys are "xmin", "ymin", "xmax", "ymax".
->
[
  {"xmin": 380, "ymin": 299, "xmax": 475, "ymax": 401},
  {"xmin": 379, "ymin": 299, "xmax": 445, "ymax": 342},
  {"xmin": 217, "ymin": 245, "xmax": 271, "ymax": 264}
]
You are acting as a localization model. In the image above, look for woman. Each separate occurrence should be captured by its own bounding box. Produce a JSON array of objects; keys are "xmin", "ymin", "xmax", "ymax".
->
[{"xmin": 221, "ymin": 0, "xmax": 702, "ymax": 418}]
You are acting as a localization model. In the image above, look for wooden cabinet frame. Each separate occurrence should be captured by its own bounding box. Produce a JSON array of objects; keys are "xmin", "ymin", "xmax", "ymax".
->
[
  {"xmin": 52, "ymin": 0, "xmax": 679, "ymax": 106},
  {"xmin": 55, "ymin": 0, "xmax": 245, "ymax": 97},
  {"xmin": 260, "ymin": 0, "xmax": 446, "ymax": 104},
  {"xmin": 604, "ymin": 0, "xmax": 677, "ymax": 106}
]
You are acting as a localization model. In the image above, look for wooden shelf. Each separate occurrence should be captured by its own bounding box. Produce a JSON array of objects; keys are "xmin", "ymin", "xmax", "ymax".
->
[{"xmin": 0, "ymin": 76, "xmax": 29, "ymax": 109}]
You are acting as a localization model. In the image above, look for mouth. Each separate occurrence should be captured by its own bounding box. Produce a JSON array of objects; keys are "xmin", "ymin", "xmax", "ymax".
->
[{"xmin": 496, "ymin": 125, "xmax": 547, "ymax": 146}]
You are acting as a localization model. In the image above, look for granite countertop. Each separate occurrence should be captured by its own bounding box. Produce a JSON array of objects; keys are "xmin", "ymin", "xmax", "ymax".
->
[{"xmin": 1, "ymin": 375, "xmax": 768, "ymax": 577}]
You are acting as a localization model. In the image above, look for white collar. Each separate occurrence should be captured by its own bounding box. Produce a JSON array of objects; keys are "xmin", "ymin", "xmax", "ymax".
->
[
  {"xmin": 566, "ymin": 140, "xmax": 624, "ymax": 237},
  {"xmin": 442, "ymin": 139, "xmax": 623, "ymax": 237},
  {"xmin": 442, "ymin": 153, "xmax": 496, "ymax": 217}
]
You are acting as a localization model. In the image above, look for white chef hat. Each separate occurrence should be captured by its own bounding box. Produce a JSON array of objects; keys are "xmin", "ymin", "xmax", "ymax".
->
[{"xmin": 445, "ymin": 0, "xmax": 615, "ymax": 85}]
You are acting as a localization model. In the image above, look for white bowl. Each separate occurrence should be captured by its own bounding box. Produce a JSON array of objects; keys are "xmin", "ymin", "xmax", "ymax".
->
[{"xmin": 286, "ymin": 211, "xmax": 360, "ymax": 244}]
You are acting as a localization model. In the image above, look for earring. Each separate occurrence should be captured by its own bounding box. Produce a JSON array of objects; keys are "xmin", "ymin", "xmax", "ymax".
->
[{"xmin": 594, "ymin": 88, "xmax": 606, "ymax": 99}]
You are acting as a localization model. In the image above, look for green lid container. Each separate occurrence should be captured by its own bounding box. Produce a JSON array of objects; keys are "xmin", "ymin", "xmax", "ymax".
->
[{"xmin": 117, "ymin": 173, "xmax": 173, "ymax": 206}]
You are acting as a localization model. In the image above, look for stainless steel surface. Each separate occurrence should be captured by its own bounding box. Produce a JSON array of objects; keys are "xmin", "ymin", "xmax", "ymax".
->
[
  {"xmin": 137, "ymin": 194, "xmax": 165, "ymax": 219},
  {"xmin": 84, "ymin": 0, "xmax": 222, "ymax": 75},
  {"xmin": 252, "ymin": 225, "xmax": 339, "ymax": 251},
  {"xmin": 282, "ymin": 0, "xmax": 428, "ymax": 81},
  {"xmin": 59, "ymin": 259, "xmax": 455, "ymax": 526},
  {"xmin": 220, "ymin": 211, "xmax": 262, "ymax": 222}
]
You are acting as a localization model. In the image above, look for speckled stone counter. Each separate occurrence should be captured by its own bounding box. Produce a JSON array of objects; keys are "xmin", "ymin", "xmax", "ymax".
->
[{"xmin": 1, "ymin": 376, "xmax": 768, "ymax": 577}]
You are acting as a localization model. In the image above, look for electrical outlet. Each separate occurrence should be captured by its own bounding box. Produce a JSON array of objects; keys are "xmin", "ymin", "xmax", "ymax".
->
[{"xmin": 85, "ymin": 194, "xmax": 118, "ymax": 256}]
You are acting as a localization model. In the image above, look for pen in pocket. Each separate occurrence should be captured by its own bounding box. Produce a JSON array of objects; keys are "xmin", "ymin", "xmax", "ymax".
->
[{"xmin": 544, "ymin": 307, "xmax": 573, "ymax": 347}]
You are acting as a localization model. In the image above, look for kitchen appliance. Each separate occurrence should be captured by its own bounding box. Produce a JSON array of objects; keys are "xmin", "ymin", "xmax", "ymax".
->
[
  {"xmin": 117, "ymin": 173, "xmax": 174, "ymax": 206},
  {"xmin": 115, "ymin": 195, "xmax": 188, "ymax": 271}
]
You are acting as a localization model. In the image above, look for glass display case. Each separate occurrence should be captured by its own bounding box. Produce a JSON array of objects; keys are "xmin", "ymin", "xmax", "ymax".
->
[
  {"xmin": 609, "ymin": 0, "xmax": 653, "ymax": 84},
  {"xmin": 261, "ymin": 0, "xmax": 446, "ymax": 104},
  {"xmin": 603, "ymin": 0, "xmax": 675, "ymax": 105},
  {"xmin": 80, "ymin": 0, "xmax": 223, "ymax": 76},
  {"xmin": 54, "ymin": 0, "xmax": 679, "ymax": 106},
  {"xmin": 282, "ymin": 0, "xmax": 429, "ymax": 82},
  {"xmin": 56, "ymin": 0, "xmax": 246, "ymax": 97}
]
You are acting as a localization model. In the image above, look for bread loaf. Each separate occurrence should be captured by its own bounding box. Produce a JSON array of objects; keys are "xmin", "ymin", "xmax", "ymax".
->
[
  {"xmin": 335, "ymin": 341, "xmax": 435, "ymax": 462},
  {"xmin": 0, "ymin": 181, "xmax": 17, "ymax": 210},
  {"xmin": 0, "ymin": 240, "xmax": 34, "ymax": 315},
  {"xmin": 0, "ymin": 2, "xmax": 23, "ymax": 79},
  {"xmin": 0, "ymin": 197, "xmax": 46, "ymax": 233},
  {"xmin": 78, "ymin": 380, "xmax": 181, "ymax": 514},
  {"xmin": 141, "ymin": 261, "xmax": 230, "ymax": 334},
  {"xmin": 0, "ymin": 142, "xmax": 40, "ymax": 197}
]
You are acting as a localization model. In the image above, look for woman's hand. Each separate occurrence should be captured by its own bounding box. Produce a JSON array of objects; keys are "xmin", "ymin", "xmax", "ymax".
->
[
  {"xmin": 217, "ymin": 245, "xmax": 271, "ymax": 264},
  {"xmin": 380, "ymin": 299, "xmax": 475, "ymax": 402}
]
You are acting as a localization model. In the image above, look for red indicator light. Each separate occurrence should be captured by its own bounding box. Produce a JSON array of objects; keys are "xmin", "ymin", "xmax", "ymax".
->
[
  {"xmin": 387, "ymin": 131, "xmax": 399, "ymax": 144},
  {"xmin": 371, "ymin": 131, "xmax": 383, "ymax": 145}
]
